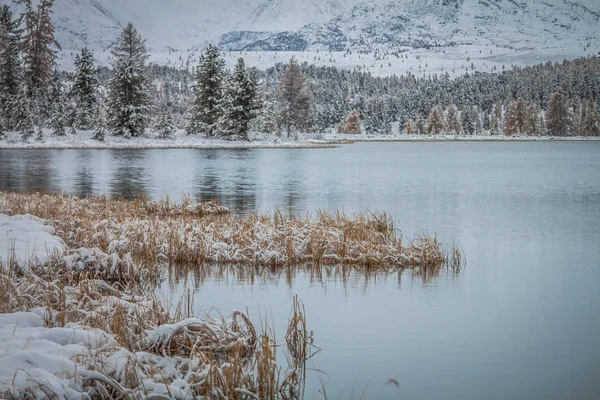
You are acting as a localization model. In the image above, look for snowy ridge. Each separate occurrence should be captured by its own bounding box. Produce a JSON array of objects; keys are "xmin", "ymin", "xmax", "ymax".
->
[{"xmin": 6, "ymin": 0, "xmax": 599, "ymax": 57}]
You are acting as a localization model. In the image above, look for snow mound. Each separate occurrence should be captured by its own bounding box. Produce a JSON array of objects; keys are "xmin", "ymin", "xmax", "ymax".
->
[{"xmin": 0, "ymin": 214, "xmax": 67, "ymax": 267}]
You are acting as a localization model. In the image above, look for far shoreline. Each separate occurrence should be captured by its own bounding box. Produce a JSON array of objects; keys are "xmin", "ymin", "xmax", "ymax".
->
[{"xmin": 1, "ymin": 132, "xmax": 599, "ymax": 150}]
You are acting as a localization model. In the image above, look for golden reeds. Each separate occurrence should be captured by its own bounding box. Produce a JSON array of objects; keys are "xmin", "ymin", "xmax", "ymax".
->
[{"xmin": 0, "ymin": 192, "xmax": 458, "ymax": 275}]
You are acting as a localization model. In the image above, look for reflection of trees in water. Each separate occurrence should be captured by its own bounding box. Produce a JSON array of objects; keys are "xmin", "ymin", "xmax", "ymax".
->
[
  {"xmin": 0, "ymin": 150, "xmax": 57, "ymax": 193},
  {"xmin": 194, "ymin": 149, "xmax": 257, "ymax": 213},
  {"xmin": 164, "ymin": 263, "xmax": 461, "ymax": 294},
  {"xmin": 73, "ymin": 150, "xmax": 95, "ymax": 197},
  {"xmin": 0, "ymin": 150, "xmax": 19, "ymax": 191},
  {"xmin": 110, "ymin": 150, "xmax": 149, "ymax": 198},
  {"xmin": 280, "ymin": 150, "xmax": 306, "ymax": 216}
]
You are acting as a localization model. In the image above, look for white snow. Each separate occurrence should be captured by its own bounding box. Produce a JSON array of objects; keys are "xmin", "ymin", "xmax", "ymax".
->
[
  {"xmin": 1, "ymin": 129, "xmax": 598, "ymax": 151},
  {"xmin": 0, "ymin": 213, "xmax": 66, "ymax": 267}
]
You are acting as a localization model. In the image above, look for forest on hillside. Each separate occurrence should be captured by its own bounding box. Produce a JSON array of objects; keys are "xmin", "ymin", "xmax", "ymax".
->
[{"xmin": 1, "ymin": 1, "xmax": 599, "ymax": 141}]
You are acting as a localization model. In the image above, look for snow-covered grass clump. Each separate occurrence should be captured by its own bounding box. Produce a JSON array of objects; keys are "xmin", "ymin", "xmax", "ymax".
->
[
  {"xmin": 1, "ymin": 192, "xmax": 461, "ymax": 271},
  {"xmin": 0, "ymin": 210, "xmax": 316, "ymax": 398}
]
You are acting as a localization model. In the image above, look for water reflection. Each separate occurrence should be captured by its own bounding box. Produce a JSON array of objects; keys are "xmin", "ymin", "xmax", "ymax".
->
[
  {"xmin": 74, "ymin": 150, "xmax": 95, "ymax": 197},
  {"xmin": 162, "ymin": 263, "xmax": 462, "ymax": 295},
  {"xmin": 110, "ymin": 150, "xmax": 149, "ymax": 198}
]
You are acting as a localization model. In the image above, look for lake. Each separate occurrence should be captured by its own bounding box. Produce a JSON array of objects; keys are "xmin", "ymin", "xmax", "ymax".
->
[{"xmin": 1, "ymin": 142, "xmax": 599, "ymax": 399}]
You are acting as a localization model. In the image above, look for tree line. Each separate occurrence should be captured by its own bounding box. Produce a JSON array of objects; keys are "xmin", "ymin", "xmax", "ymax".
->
[{"xmin": 0, "ymin": 0, "xmax": 598, "ymax": 140}]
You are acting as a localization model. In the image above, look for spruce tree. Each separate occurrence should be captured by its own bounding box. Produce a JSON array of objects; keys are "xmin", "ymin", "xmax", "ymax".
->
[
  {"xmin": 155, "ymin": 110, "xmax": 175, "ymax": 139},
  {"xmin": 50, "ymin": 99, "xmax": 65, "ymax": 136},
  {"xmin": 580, "ymin": 99, "xmax": 599, "ymax": 136},
  {"xmin": 546, "ymin": 91, "xmax": 572, "ymax": 136},
  {"xmin": 11, "ymin": 83, "xmax": 34, "ymax": 139},
  {"xmin": 217, "ymin": 58, "xmax": 260, "ymax": 140},
  {"xmin": 187, "ymin": 44, "xmax": 225, "ymax": 136},
  {"xmin": 17, "ymin": 0, "xmax": 60, "ymax": 95},
  {"xmin": 461, "ymin": 106, "xmax": 476, "ymax": 135},
  {"xmin": 277, "ymin": 58, "xmax": 313, "ymax": 137},
  {"xmin": 107, "ymin": 23, "xmax": 150, "ymax": 138},
  {"xmin": 0, "ymin": 5, "xmax": 21, "ymax": 129},
  {"xmin": 91, "ymin": 104, "xmax": 107, "ymax": 141},
  {"xmin": 70, "ymin": 47, "xmax": 98, "ymax": 130}
]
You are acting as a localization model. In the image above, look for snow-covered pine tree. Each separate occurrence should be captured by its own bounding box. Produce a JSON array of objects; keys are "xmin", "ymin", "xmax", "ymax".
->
[
  {"xmin": 187, "ymin": 44, "xmax": 226, "ymax": 136},
  {"xmin": 217, "ymin": 58, "xmax": 260, "ymax": 140},
  {"xmin": 446, "ymin": 104, "xmax": 461, "ymax": 134},
  {"xmin": 35, "ymin": 125, "xmax": 43, "ymax": 141},
  {"xmin": 415, "ymin": 116, "xmax": 426, "ymax": 135},
  {"xmin": 11, "ymin": 83, "xmax": 34, "ymax": 139},
  {"xmin": 50, "ymin": 99, "xmax": 65, "ymax": 136},
  {"xmin": 339, "ymin": 109, "xmax": 362, "ymax": 134},
  {"xmin": 523, "ymin": 103, "xmax": 539, "ymax": 135},
  {"xmin": 461, "ymin": 105, "xmax": 477, "ymax": 135},
  {"xmin": 48, "ymin": 69, "xmax": 65, "ymax": 136},
  {"xmin": 91, "ymin": 104, "xmax": 107, "ymax": 141},
  {"xmin": 70, "ymin": 47, "xmax": 98, "ymax": 130},
  {"xmin": 277, "ymin": 57, "xmax": 313, "ymax": 137},
  {"xmin": 155, "ymin": 110, "xmax": 175, "ymax": 139},
  {"xmin": 494, "ymin": 100, "xmax": 503, "ymax": 134},
  {"xmin": 0, "ymin": 5, "xmax": 21, "ymax": 130},
  {"xmin": 427, "ymin": 105, "xmax": 445, "ymax": 135},
  {"xmin": 580, "ymin": 99, "xmax": 599, "ymax": 136},
  {"xmin": 107, "ymin": 23, "xmax": 151, "ymax": 138},
  {"xmin": 257, "ymin": 98, "xmax": 279, "ymax": 135},
  {"xmin": 546, "ymin": 91, "xmax": 572, "ymax": 136},
  {"xmin": 17, "ymin": 0, "xmax": 60, "ymax": 95}
]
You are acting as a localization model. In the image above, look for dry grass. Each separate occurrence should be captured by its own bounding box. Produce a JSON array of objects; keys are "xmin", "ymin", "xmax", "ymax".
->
[
  {"xmin": 0, "ymin": 192, "xmax": 459, "ymax": 276},
  {"xmin": 0, "ymin": 260, "xmax": 315, "ymax": 399}
]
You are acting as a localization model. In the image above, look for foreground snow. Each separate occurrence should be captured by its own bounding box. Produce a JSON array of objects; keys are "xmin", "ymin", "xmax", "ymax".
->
[
  {"xmin": 0, "ymin": 213, "xmax": 66, "ymax": 267},
  {"xmin": 0, "ymin": 211, "xmax": 308, "ymax": 398},
  {"xmin": 1, "ymin": 129, "xmax": 598, "ymax": 150}
]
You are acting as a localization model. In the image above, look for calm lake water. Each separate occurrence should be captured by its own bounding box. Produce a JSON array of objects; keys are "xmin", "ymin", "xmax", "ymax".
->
[{"xmin": 1, "ymin": 142, "xmax": 599, "ymax": 399}]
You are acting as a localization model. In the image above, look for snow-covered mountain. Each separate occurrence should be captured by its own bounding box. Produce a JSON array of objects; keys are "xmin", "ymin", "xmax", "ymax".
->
[
  {"xmin": 4, "ymin": 0, "xmax": 599, "ymax": 56},
  {"xmin": 223, "ymin": 0, "xmax": 600, "ymax": 52}
]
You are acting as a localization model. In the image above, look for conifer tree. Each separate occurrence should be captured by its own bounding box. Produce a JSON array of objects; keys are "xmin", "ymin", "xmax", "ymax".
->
[
  {"xmin": 11, "ymin": 83, "xmax": 34, "ymax": 139},
  {"xmin": 257, "ymin": 99, "xmax": 279, "ymax": 135},
  {"xmin": 579, "ymin": 99, "xmax": 599, "ymax": 136},
  {"xmin": 155, "ymin": 110, "xmax": 176, "ymax": 139},
  {"xmin": 70, "ymin": 47, "xmax": 98, "ymax": 130},
  {"xmin": 91, "ymin": 104, "xmax": 107, "ymax": 141},
  {"xmin": 107, "ymin": 23, "xmax": 150, "ymax": 138},
  {"xmin": 427, "ymin": 105, "xmax": 446, "ymax": 135},
  {"xmin": 35, "ymin": 125, "xmax": 43, "ymax": 141},
  {"xmin": 277, "ymin": 58, "xmax": 313, "ymax": 137},
  {"xmin": 17, "ymin": 0, "xmax": 60, "ymax": 95},
  {"xmin": 546, "ymin": 91, "xmax": 572, "ymax": 136},
  {"xmin": 461, "ymin": 105, "xmax": 476, "ymax": 135},
  {"xmin": 339, "ymin": 109, "xmax": 362, "ymax": 134},
  {"xmin": 0, "ymin": 5, "xmax": 21, "ymax": 129},
  {"xmin": 187, "ymin": 44, "xmax": 225, "ymax": 136},
  {"xmin": 415, "ymin": 116, "xmax": 426, "ymax": 135},
  {"xmin": 217, "ymin": 58, "xmax": 260, "ymax": 140},
  {"xmin": 523, "ymin": 104, "xmax": 539, "ymax": 135},
  {"xmin": 446, "ymin": 104, "xmax": 461, "ymax": 134}
]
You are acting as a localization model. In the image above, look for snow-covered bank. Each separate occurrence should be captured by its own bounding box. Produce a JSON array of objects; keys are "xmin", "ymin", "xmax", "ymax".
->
[
  {"xmin": 0, "ymin": 214, "xmax": 66, "ymax": 267},
  {"xmin": 1, "ymin": 130, "xmax": 598, "ymax": 150},
  {"xmin": 0, "ymin": 129, "xmax": 336, "ymax": 149},
  {"xmin": 0, "ymin": 210, "xmax": 314, "ymax": 398}
]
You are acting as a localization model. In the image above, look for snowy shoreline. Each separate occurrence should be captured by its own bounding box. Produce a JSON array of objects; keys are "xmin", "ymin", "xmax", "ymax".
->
[{"xmin": 1, "ymin": 130, "xmax": 599, "ymax": 150}]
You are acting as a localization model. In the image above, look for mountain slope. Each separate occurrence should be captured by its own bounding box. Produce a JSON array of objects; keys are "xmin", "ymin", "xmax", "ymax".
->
[
  {"xmin": 5, "ymin": 0, "xmax": 599, "ymax": 59},
  {"xmin": 222, "ymin": 0, "xmax": 600, "ymax": 51}
]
